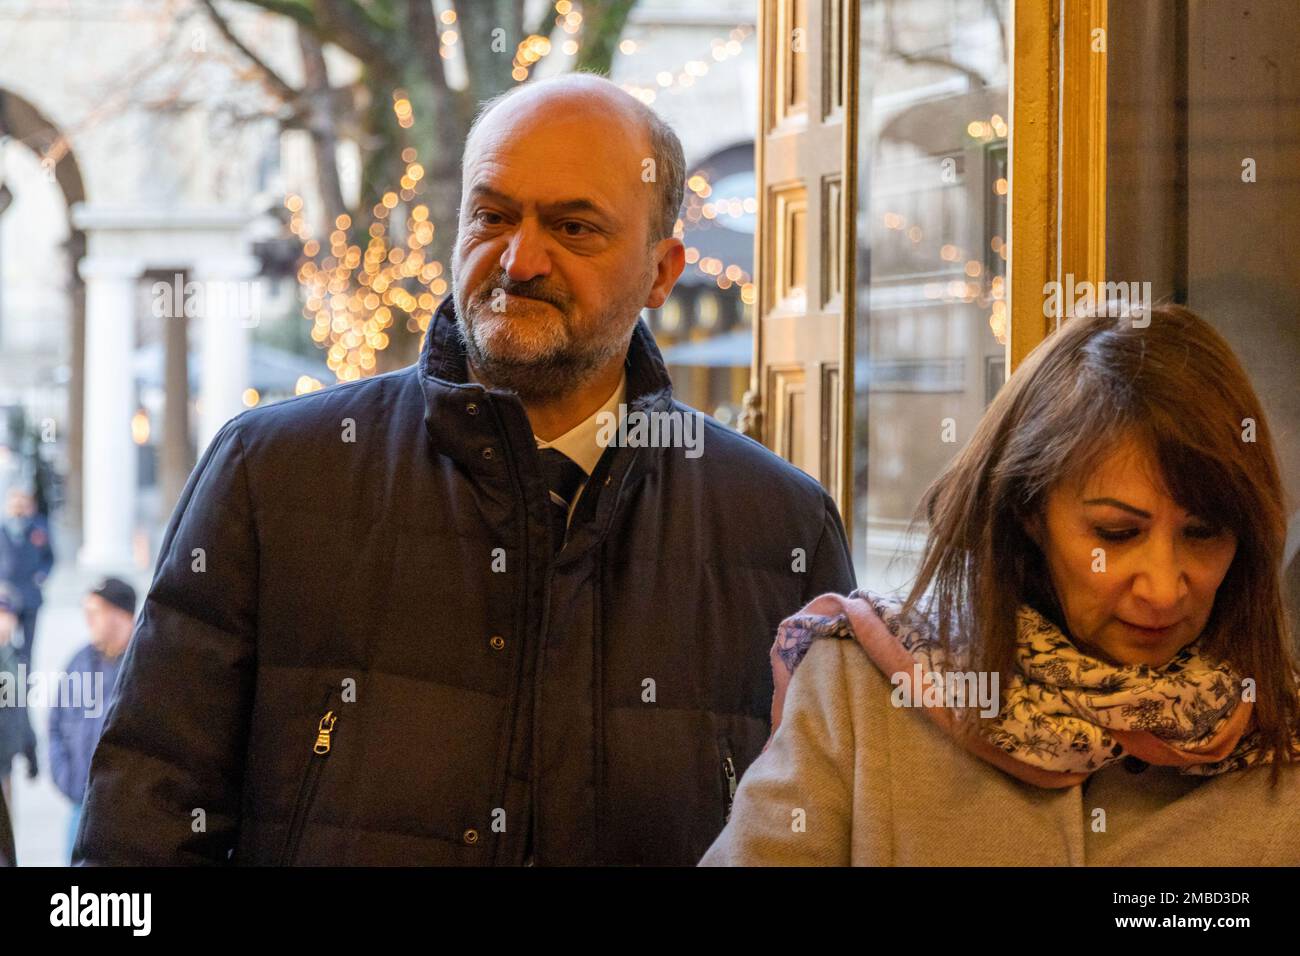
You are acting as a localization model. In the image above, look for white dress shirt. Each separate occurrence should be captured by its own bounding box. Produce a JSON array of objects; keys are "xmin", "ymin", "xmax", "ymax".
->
[{"xmin": 535, "ymin": 372, "xmax": 627, "ymax": 521}]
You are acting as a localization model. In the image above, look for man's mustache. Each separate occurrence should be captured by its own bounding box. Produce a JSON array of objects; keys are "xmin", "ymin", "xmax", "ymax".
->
[{"xmin": 474, "ymin": 278, "xmax": 566, "ymax": 311}]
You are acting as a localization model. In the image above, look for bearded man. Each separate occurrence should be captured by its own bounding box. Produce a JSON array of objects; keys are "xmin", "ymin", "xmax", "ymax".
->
[{"xmin": 76, "ymin": 74, "xmax": 854, "ymax": 866}]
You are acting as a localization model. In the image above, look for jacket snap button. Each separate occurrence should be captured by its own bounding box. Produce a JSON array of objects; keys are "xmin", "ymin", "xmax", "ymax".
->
[
  {"xmin": 466, "ymin": 402, "xmax": 479, "ymax": 416},
  {"xmin": 489, "ymin": 635, "xmax": 505, "ymax": 651},
  {"xmin": 463, "ymin": 828, "xmax": 479, "ymax": 845},
  {"xmin": 481, "ymin": 447, "xmax": 495, "ymax": 461}
]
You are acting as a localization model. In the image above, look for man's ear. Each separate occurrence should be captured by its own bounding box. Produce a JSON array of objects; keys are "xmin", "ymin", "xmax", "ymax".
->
[{"xmin": 643, "ymin": 238, "xmax": 685, "ymax": 309}]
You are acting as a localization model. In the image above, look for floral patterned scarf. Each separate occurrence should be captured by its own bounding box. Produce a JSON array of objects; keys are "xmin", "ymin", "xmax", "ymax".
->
[{"xmin": 768, "ymin": 589, "xmax": 1299, "ymax": 788}]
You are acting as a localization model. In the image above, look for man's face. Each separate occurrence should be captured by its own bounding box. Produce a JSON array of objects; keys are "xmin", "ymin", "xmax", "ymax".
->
[
  {"xmin": 451, "ymin": 98, "xmax": 682, "ymax": 402},
  {"xmin": 5, "ymin": 490, "xmax": 32, "ymax": 518},
  {"xmin": 1029, "ymin": 434, "xmax": 1238, "ymax": 667},
  {"xmin": 85, "ymin": 595, "xmax": 132, "ymax": 656}
]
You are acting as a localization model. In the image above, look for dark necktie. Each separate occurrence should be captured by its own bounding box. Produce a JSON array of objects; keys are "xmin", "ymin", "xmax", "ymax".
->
[{"xmin": 537, "ymin": 448, "xmax": 586, "ymax": 553}]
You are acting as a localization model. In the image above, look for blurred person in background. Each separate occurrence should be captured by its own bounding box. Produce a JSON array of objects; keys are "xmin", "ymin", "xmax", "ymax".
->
[
  {"xmin": 49, "ymin": 577, "xmax": 136, "ymax": 863},
  {"xmin": 1, "ymin": 488, "xmax": 54, "ymax": 656},
  {"xmin": 0, "ymin": 584, "xmax": 34, "ymax": 812},
  {"xmin": 0, "ymin": 486, "xmax": 54, "ymax": 776}
]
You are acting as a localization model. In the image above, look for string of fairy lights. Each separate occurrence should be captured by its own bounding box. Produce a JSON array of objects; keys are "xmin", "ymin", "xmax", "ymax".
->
[
  {"xmin": 285, "ymin": 127, "xmax": 445, "ymax": 385},
  {"xmin": 678, "ymin": 171, "xmax": 757, "ymax": 305},
  {"xmin": 283, "ymin": 3, "xmax": 1005, "ymax": 387}
]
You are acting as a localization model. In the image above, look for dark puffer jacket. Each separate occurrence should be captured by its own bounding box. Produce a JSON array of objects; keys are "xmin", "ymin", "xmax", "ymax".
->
[{"xmin": 75, "ymin": 295, "xmax": 854, "ymax": 866}]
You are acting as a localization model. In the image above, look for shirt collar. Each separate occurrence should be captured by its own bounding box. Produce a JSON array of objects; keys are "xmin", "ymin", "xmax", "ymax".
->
[{"xmin": 535, "ymin": 372, "xmax": 626, "ymax": 475}]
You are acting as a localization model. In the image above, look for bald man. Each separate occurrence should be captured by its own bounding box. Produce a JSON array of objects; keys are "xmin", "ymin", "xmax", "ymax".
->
[{"xmin": 76, "ymin": 74, "xmax": 853, "ymax": 866}]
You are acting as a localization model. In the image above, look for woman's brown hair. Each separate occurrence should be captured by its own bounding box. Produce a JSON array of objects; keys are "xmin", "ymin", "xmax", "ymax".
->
[{"xmin": 902, "ymin": 303, "xmax": 1299, "ymax": 784}]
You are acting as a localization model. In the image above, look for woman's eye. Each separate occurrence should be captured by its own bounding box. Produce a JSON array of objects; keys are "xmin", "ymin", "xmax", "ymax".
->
[
  {"xmin": 1094, "ymin": 527, "xmax": 1138, "ymax": 542},
  {"xmin": 1185, "ymin": 524, "xmax": 1222, "ymax": 540}
]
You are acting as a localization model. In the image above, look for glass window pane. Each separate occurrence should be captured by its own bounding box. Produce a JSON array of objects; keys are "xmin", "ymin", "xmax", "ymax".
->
[{"xmin": 852, "ymin": 0, "xmax": 1011, "ymax": 587}]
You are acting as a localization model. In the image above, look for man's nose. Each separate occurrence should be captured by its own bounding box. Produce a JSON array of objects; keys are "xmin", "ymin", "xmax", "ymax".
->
[
  {"xmin": 1130, "ymin": 534, "xmax": 1188, "ymax": 610},
  {"xmin": 500, "ymin": 219, "xmax": 551, "ymax": 282}
]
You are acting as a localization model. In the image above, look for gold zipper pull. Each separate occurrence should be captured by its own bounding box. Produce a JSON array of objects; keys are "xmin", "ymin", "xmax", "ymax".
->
[{"xmin": 313, "ymin": 710, "xmax": 337, "ymax": 755}]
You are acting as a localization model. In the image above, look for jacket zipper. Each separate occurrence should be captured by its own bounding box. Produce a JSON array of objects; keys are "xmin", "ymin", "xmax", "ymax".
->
[{"xmin": 281, "ymin": 706, "xmax": 337, "ymax": 865}]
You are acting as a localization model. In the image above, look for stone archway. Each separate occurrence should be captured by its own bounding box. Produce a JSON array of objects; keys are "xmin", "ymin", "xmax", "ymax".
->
[{"xmin": 0, "ymin": 88, "xmax": 88, "ymax": 537}]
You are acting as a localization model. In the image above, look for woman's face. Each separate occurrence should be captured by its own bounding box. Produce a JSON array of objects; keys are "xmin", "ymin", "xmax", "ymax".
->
[{"xmin": 1029, "ymin": 434, "xmax": 1238, "ymax": 667}]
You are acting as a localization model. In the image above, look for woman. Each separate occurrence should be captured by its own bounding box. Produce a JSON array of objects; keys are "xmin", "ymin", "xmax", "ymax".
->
[{"xmin": 700, "ymin": 304, "xmax": 1300, "ymax": 865}]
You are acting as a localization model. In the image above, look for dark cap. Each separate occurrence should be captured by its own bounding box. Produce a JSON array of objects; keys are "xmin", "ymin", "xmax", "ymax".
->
[{"xmin": 91, "ymin": 576, "xmax": 137, "ymax": 617}]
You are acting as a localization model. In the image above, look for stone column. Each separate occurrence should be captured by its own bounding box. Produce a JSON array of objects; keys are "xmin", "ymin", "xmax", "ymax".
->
[
  {"xmin": 78, "ymin": 256, "xmax": 141, "ymax": 569},
  {"xmin": 192, "ymin": 256, "xmax": 261, "ymax": 452}
]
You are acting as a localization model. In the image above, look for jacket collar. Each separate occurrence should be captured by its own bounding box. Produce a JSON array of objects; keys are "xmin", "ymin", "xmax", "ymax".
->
[{"xmin": 418, "ymin": 292, "xmax": 676, "ymax": 485}]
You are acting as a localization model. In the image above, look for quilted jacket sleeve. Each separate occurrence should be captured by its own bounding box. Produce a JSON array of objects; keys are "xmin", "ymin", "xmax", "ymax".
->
[
  {"xmin": 74, "ymin": 418, "xmax": 259, "ymax": 865},
  {"xmin": 802, "ymin": 491, "xmax": 856, "ymax": 602}
]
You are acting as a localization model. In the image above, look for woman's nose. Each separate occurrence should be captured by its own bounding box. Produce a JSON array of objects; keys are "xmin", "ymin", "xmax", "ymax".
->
[{"xmin": 1129, "ymin": 535, "xmax": 1189, "ymax": 610}]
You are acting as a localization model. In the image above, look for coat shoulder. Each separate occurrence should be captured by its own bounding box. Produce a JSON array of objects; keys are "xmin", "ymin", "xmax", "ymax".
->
[
  {"xmin": 795, "ymin": 634, "xmax": 893, "ymax": 725},
  {"xmin": 677, "ymin": 401, "xmax": 831, "ymax": 504},
  {"xmin": 232, "ymin": 366, "xmax": 420, "ymax": 444},
  {"xmin": 62, "ymin": 643, "xmax": 98, "ymax": 675}
]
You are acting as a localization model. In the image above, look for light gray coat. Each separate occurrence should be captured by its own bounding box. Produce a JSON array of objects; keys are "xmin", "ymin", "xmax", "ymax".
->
[{"xmin": 700, "ymin": 636, "xmax": 1300, "ymax": 865}]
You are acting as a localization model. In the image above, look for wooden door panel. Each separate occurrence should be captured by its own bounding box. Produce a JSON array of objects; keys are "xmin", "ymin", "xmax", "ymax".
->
[{"xmin": 750, "ymin": 0, "xmax": 857, "ymax": 527}]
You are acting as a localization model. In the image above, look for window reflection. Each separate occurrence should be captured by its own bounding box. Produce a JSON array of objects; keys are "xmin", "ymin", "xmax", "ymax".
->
[{"xmin": 853, "ymin": 0, "xmax": 1010, "ymax": 588}]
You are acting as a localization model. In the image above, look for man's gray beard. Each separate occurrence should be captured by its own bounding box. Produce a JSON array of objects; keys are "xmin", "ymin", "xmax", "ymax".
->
[
  {"xmin": 456, "ymin": 306, "xmax": 633, "ymax": 404},
  {"xmin": 452, "ymin": 282, "xmax": 644, "ymax": 405}
]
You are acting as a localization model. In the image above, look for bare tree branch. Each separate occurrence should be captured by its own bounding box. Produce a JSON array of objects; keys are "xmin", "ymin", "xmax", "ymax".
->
[
  {"xmin": 527, "ymin": 0, "xmax": 553, "ymax": 41},
  {"xmin": 407, "ymin": 0, "xmax": 441, "ymax": 64},
  {"xmin": 456, "ymin": 0, "xmax": 521, "ymax": 98},
  {"xmin": 574, "ymin": 0, "xmax": 637, "ymax": 74},
  {"xmin": 297, "ymin": 26, "xmax": 348, "ymax": 225},
  {"xmin": 198, "ymin": 0, "xmax": 302, "ymax": 103},
  {"xmin": 308, "ymin": 0, "xmax": 401, "ymax": 78},
  {"xmin": 235, "ymin": 0, "xmax": 318, "ymax": 28}
]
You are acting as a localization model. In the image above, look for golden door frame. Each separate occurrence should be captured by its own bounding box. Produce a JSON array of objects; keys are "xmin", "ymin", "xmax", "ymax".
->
[{"xmin": 1010, "ymin": 0, "xmax": 1108, "ymax": 368}]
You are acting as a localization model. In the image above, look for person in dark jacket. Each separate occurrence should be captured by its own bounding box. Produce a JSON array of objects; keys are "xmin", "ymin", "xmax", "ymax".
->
[
  {"xmin": 0, "ymin": 585, "xmax": 31, "ymax": 810},
  {"xmin": 0, "ymin": 486, "xmax": 54, "ymax": 773},
  {"xmin": 75, "ymin": 73, "xmax": 855, "ymax": 866},
  {"xmin": 49, "ymin": 577, "xmax": 135, "ymax": 862},
  {"xmin": 1, "ymin": 487, "xmax": 54, "ymax": 665}
]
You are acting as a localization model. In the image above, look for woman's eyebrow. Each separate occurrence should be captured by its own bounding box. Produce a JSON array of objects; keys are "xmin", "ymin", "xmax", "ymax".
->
[{"xmin": 1082, "ymin": 497, "xmax": 1152, "ymax": 519}]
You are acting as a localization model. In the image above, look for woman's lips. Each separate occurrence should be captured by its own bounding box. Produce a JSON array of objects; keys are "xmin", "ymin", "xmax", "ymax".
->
[{"xmin": 1118, "ymin": 618, "xmax": 1183, "ymax": 640}]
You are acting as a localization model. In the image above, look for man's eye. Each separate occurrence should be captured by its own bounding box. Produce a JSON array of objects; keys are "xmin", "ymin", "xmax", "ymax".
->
[
  {"xmin": 559, "ymin": 221, "xmax": 593, "ymax": 237},
  {"xmin": 474, "ymin": 211, "xmax": 504, "ymax": 226},
  {"xmin": 1094, "ymin": 527, "xmax": 1138, "ymax": 542}
]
